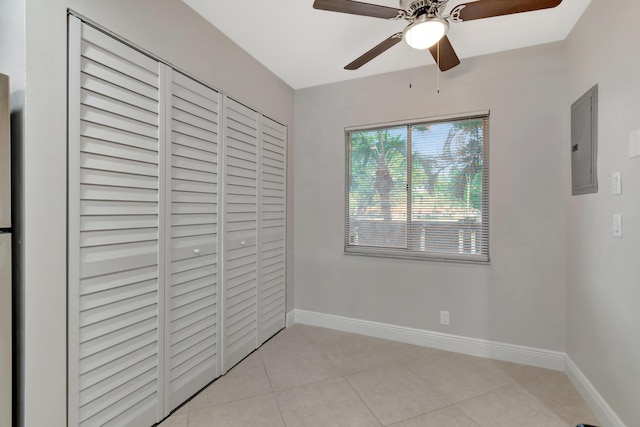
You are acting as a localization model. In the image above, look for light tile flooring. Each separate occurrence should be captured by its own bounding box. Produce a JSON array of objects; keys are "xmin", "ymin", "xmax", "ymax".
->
[{"xmin": 159, "ymin": 324, "xmax": 599, "ymax": 427}]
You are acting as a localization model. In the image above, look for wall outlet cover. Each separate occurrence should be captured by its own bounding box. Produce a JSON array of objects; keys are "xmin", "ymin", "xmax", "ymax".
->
[
  {"xmin": 612, "ymin": 172, "xmax": 622, "ymax": 195},
  {"xmin": 440, "ymin": 311, "xmax": 450, "ymax": 326}
]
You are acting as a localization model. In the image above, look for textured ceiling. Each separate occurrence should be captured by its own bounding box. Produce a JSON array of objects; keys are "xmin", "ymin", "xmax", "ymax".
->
[{"xmin": 183, "ymin": 0, "xmax": 591, "ymax": 89}]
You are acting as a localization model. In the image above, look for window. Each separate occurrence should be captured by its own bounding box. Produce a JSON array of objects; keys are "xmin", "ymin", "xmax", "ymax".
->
[{"xmin": 345, "ymin": 112, "xmax": 489, "ymax": 263}]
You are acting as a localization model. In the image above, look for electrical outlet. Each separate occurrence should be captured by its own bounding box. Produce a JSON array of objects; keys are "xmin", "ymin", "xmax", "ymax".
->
[{"xmin": 440, "ymin": 310, "xmax": 450, "ymax": 326}]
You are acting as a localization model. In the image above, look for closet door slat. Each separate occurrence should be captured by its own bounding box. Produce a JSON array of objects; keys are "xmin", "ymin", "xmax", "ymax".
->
[
  {"xmin": 69, "ymin": 17, "xmax": 161, "ymax": 427},
  {"xmin": 222, "ymin": 98, "xmax": 258, "ymax": 372},
  {"xmin": 165, "ymin": 70, "xmax": 220, "ymax": 411},
  {"xmin": 258, "ymin": 117, "xmax": 287, "ymax": 345}
]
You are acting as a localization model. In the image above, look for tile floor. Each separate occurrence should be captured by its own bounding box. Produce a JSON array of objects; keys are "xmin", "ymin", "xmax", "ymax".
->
[{"xmin": 159, "ymin": 324, "xmax": 599, "ymax": 427}]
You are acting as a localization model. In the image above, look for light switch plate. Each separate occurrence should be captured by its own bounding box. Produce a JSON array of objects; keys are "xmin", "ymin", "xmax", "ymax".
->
[
  {"xmin": 612, "ymin": 172, "xmax": 622, "ymax": 195},
  {"xmin": 613, "ymin": 214, "xmax": 622, "ymax": 237},
  {"xmin": 630, "ymin": 130, "xmax": 640, "ymax": 158}
]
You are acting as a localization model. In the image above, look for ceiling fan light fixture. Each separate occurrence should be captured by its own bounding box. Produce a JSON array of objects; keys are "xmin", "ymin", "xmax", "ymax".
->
[{"xmin": 403, "ymin": 16, "xmax": 448, "ymax": 50}]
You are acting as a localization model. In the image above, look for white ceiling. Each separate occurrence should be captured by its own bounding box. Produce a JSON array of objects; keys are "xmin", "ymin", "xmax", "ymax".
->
[{"xmin": 182, "ymin": 0, "xmax": 591, "ymax": 90}]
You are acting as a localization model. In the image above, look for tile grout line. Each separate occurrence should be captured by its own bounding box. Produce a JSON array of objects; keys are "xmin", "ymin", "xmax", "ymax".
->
[
  {"xmin": 452, "ymin": 385, "xmax": 512, "ymax": 427},
  {"xmin": 400, "ymin": 358, "xmax": 452, "ymax": 405},
  {"xmin": 259, "ymin": 334, "xmax": 345, "ymax": 393},
  {"xmin": 255, "ymin": 350, "xmax": 289, "ymax": 427},
  {"xmin": 457, "ymin": 409, "xmax": 482, "ymax": 427},
  {"xmin": 452, "ymin": 383, "xmax": 515, "ymax": 406},
  {"xmin": 452, "ymin": 383, "xmax": 572, "ymax": 427},
  {"xmin": 175, "ymin": 325, "xmax": 594, "ymax": 426},
  {"xmin": 384, "ymin": 404, "xmax": 468, "ymax": 427},
  {"xmin": 342, "ymin": 375, "xmax": 385, "ymax": 427},
  {"xmin": 342, "ymin": 362, "xmax": 453, "ymax": 427}
]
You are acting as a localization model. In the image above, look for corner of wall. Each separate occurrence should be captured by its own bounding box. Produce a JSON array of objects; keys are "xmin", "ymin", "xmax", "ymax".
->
[{"xmin": 565, "ymin": 356, "xmax": 627, "ymax": 427}]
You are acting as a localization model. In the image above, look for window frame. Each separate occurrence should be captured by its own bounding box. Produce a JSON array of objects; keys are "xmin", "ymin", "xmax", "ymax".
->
[{"xmin": 344, "ymin": 111, "xmax": 490, "ymax": 264}]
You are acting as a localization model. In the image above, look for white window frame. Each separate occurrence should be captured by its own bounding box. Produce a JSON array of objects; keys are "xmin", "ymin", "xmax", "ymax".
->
[{"xmin": 344, "ymin": 111, "xmax": 490, "ymax": 263}]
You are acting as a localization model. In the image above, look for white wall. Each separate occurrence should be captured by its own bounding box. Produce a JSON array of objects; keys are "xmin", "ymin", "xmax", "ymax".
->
[
  {"xmin": 566, "ymin": 0, "xmax": 640, "ymax": 425},
  {"xmin": 20, "ymin": 0, "xmax": 294, "ymax": 425},
  {"xmin": 294, "ymin": 42, "xmax": 569, "ymax": 352}
]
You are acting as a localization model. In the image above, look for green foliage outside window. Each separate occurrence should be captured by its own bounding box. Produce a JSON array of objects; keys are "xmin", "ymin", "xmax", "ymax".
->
[{"xmin": 346, "ymin": 115, "xmax": 489, "ymax": 261}]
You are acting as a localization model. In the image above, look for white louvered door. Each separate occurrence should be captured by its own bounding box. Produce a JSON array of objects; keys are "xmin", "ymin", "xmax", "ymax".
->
[
  {"xmin": 222, "ymin": 98, "xmax": 259, "ymax": 372},
  {"xmin": 68, "ymin": 18, "xmax": 163, "ymax": 427},
  {"xmin": 70, "ymin": 16, "xmax": 287, "ymax": 426},
  {"xmin": 164, "ymin": 69, "xmax": 221, "ymax": 411},
  {"xmin": 258, "ymin": 117, "xmax": 287, "ymax": 345}
]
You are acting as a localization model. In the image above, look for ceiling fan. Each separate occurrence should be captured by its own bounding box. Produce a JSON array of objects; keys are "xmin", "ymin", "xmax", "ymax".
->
[{"xmin": 313, "ymin": 0, "xmax": 563, "ymax": 72}]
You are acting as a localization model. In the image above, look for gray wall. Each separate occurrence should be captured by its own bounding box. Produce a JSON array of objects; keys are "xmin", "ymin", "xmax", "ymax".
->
[
  {"xmin": 294, "ymin": 43, "xmax": 568, "ymax": 351},
  {"xmin": 0, "ymin": 0, "xmax": 26, "ymax": 425},
  {"xmin": 0, "ymin": 0, "xmax": 25, "ymax": 97},
  {"xmin": 566, "ymin": 0, "xmax": 640, "ymax": 425},
  {"xmin": 20, "ymin": 0, "xmax": 294, "ymax": 425}
]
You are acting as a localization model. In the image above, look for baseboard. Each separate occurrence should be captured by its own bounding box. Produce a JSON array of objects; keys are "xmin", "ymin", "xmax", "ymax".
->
[
  {"xmin": 565, "ymin": 356, "xmax": 627, "ymax": 427},
  {"xmin": 286, "ymin": 310, "xmax": 296, "ymax": 327},
  {"xmin": 288, "ymin": 309, "xmax": 626, "ymax": 426},
  {"xmin": 291, "ymin": 309, "xmax": 565, "ymax": 371}
]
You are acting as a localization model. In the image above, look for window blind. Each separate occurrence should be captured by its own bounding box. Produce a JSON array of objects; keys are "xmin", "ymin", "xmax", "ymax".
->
[{"xmin": 345, "ymin": 113, "xmax": 489, "ymax": 263}]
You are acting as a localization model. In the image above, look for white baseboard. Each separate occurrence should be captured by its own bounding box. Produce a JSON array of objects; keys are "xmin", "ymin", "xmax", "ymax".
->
[
  {"xmin": 290, "ymin": 309, "xmax": 565, "ymax": 371},
  {"xmin": 565, "ymin": 356, "xmax": 627, "ymax": 427},
  {"xmin": 286, "ymin": 310, "xmax": 296, "ymax": 328},
  {"xmin": 288, "ymin": 309, "xmax": 626, "ymax": 426}
]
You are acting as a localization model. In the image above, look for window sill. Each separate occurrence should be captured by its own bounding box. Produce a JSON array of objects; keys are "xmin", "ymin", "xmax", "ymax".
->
[{"xmin": 344, "ymin": 246, "xmax": 490, "ymax": 264}]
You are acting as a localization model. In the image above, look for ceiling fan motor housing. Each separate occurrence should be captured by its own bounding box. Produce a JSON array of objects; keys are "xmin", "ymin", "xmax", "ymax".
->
[{"xmin": 400, "ymin": 0, "xmax": 449, "ymax": 19}]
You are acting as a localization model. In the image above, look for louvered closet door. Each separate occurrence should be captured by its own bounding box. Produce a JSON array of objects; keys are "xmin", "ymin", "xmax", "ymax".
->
[
  {"xmin": 222, "ymin": 98, "xmax": 259, "ymax": 372},
  {"xmin": 164, "ymin": 69, "xmax": 220, "ymax": 410},
  {"xmin": 68, "ymin": 18, "xmax": 162, "ymax": 427},
  {"xmin": 258, "ymin": 117, "xmax": 287, "ymax": 345}
]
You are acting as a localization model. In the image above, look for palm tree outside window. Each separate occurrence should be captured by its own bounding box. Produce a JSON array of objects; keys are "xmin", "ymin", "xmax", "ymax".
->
[{"xmin": 345, "ymin": 112, "xmax": 489, "ymax": 263}]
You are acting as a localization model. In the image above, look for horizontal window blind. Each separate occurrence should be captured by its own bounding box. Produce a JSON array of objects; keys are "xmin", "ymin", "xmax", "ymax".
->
[{"xmin": 345, "ymin": 114, "xmax": 489, "ymax": 263}]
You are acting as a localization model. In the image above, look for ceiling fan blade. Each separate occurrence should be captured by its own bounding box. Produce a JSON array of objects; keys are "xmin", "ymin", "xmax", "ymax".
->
[
  {"xmin": 313, "ymin": 0, "xmax": 401, "ymax": 19},
  {"xmin": 428, "ymin": 36, "xmax": 460, "ymax": 72},
  {"xmin": 345, "ymin": 33, "xmax": 403, "ymax": 70},
  {"xmin": 451, "ymin": 0, "xmax": 562, "ymax": 22}
]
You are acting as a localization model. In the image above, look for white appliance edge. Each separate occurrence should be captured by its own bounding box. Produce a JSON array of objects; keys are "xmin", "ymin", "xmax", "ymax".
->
[{"xmin": 0, "ymin": 72, "xmax": 13, "ymax": 427}]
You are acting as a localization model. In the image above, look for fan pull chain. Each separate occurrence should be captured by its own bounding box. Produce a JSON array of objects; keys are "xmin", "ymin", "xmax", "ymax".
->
[{"xmin": 436, "ymin": 41, "xmax": 440, "ymax": 94}]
